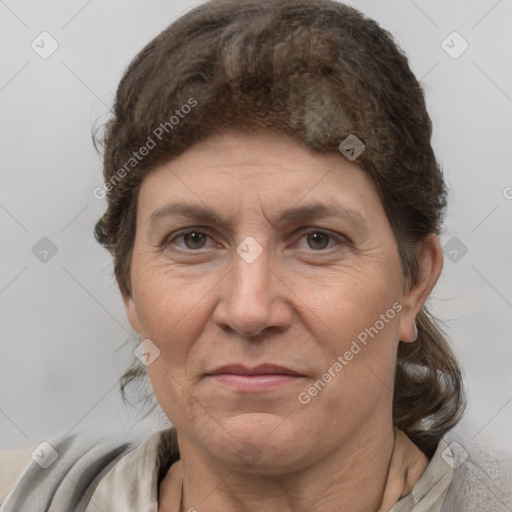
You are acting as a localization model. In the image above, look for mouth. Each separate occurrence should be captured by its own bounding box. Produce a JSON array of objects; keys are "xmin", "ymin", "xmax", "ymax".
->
[
  {"xmin": 207, "ymin": 364, "xmax": 303, "ymax": 376},
  {"xmin": 205, "ymin": 364, "xmax": 307, "ymax": 392}
]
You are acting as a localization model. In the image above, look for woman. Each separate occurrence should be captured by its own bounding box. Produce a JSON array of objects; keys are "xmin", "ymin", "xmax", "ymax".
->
[{"xmin": 1, "ymin": 0, "xmax": 510, "ymax": 510}]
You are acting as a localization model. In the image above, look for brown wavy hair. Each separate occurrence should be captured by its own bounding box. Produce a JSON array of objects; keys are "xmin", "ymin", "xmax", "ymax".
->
[{"xmin": 94, "ymin": 0, "xmax": 465, "ymax": 457}]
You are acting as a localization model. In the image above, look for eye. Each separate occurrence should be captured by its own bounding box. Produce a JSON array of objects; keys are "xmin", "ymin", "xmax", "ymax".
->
[
  {"xmin": 164, "ymin": 229, "xmax": 214, "ymax": 251},
  {"xmin": 294, "ymin": 229, "xmax": 346, "ymax": 251}
]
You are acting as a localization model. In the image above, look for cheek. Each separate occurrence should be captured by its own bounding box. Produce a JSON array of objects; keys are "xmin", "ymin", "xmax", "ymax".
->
[
  {"xmin": 132, "ymin": 267, "xmax": 214, "ymax": 428},
  {"xmin": 293, "ymin": 286, "xmax": 400, "ymax": 440},
  {"xmin": 297, "ymin": 263, "xmax": 401, "ymax": 346},
  {"xmin": 294, "ymin": 265, "xmax": 402, "ymax": 406},
  {"xmin": 147, "ymin": 360, "xmax": 204, "ymax": 429},
  {"xmin": 130, "ymin": 261, "xmax": 216, "ymax": 365}
]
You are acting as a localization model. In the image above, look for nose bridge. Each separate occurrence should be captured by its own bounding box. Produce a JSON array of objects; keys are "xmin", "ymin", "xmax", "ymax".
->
[
  {"xmin": 232, "ymin": 242, "xmax": 272, "ymax": 310},
  {"xmin": 231, "ymin": 217, "xmax": 273, "ymax": 297},
  {"xmin": 215, "ymin": 239, "xmax": 287, "ymax": 336}
]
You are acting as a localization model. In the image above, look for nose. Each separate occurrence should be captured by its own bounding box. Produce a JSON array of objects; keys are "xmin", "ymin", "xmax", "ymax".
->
[{"xmin": 213, "ymin": 248, "xmax": 292, "ymax": 338}]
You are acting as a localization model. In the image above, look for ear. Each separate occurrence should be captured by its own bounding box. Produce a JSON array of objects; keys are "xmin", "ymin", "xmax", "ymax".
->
[
  {"xmin": 398, "ymin": 234, "xmax": 444, "ymax": 343},
  {"xmin": 121, "ymin": 288, "xmax": 142, "ymax": 335}
]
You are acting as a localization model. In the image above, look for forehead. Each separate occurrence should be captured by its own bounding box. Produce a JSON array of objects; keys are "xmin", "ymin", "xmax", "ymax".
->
[{"xmin": 136, "ymin": 128, "xmax": 383, "ymax": 226}]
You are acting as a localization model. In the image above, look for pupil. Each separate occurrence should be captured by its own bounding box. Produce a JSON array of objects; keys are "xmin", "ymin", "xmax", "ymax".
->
[
  {"xmin": 185, "ymin": 232, "xmax": 205, "ymax": 249},
  {"xmin": 309, "ymin": 233, "xmax": 328, "ymax": 249}
]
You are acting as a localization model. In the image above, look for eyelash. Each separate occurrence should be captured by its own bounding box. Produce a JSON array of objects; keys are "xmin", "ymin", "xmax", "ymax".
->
[{"xmin": 163, "ymin": 227, "xmax": 348, "ymax": 253}]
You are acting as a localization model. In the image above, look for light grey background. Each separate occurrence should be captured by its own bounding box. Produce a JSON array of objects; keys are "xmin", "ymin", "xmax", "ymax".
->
[{"xmin": 1, "ymin": 0, "xmax": 511, "ymax": 452}]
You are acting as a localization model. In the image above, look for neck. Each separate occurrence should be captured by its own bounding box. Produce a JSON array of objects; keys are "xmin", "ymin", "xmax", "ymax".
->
[{"xmin": 159, "ymin": 422, "xmax": 428, "ymax": 512}]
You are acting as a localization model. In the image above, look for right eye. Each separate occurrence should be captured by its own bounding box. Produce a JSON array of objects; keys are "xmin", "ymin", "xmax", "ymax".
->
[{"xmin": 163, "ymin": 229, "xmax": 215, "ymax": 251}]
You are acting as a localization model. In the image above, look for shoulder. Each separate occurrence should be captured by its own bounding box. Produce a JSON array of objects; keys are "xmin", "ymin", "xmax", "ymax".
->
[
  {"xmin": 88, "ymin": 428, "xmax": 179, "ymax": 510},
  {"xmin": 0, "ymin": 446, "xmax": 37, "ymax": 501},
  {"xmin": 0, "ymin": 430, "xmax": 153, "ymax": 511},
  {"xmin": 441, "ymin": 432, "xmax": 512, "ymax": 511}
]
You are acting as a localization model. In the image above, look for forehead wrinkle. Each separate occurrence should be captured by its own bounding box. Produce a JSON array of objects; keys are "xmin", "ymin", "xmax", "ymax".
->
[{"xmin": 147, "ymin": 199, "xmax": 370, "ymax": 238}]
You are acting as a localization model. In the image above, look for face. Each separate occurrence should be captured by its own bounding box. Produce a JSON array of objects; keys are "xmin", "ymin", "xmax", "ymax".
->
[{"xmin": 124, "ymin": 128, "xmax": 434, "ymax": 473}]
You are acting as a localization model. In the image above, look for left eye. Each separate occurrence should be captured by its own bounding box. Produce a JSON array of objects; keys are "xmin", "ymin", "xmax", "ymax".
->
[{"xmin": 294, "ymin": 230, "xmax": 342, "ymax": 251}]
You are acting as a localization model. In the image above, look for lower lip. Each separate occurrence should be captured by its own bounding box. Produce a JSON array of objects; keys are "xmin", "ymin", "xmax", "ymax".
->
[{"xmin": 208, "ymin": 374, "xmax": 305, "ymax": 391}]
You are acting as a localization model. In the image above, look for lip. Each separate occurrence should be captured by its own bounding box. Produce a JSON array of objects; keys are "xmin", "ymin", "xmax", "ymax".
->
[
  {"xmin": 207, "ymin": 364, "xmax": 302, "ymax": 376},
  {"xmin": 205, "ymin": 364, "xmax": 306, "ymax": 392}
]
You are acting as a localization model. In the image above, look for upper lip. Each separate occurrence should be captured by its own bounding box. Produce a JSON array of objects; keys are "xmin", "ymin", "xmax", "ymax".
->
[{"xmin": 206, "ymin": 364, "xmax": 303, "ymax": 376}]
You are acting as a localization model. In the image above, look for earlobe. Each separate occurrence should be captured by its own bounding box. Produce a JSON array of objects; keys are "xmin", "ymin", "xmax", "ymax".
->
[
  {"xmin": 398, "ymin": 234, "xmax": 443, "ymax": 343},
  {"xmin": 122, "ymin": 291, "xmax": 142, "ymax": 334},
  {"xmin": 411, "ymin": 320, "xmax": 418, "ymax": 342}
]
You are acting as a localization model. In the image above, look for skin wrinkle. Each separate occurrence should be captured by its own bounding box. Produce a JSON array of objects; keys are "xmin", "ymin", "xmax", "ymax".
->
[{"xmin": 122, "ymin": 128, "xmax": 441, "ymax": 512}]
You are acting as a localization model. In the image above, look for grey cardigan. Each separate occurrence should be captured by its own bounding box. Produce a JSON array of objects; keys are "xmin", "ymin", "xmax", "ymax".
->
[{"xmin": 1, "ymin": 428, "xmax": 511, "ymax": 511}]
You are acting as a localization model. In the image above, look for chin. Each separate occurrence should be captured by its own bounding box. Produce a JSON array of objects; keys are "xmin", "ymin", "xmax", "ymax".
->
[{"xmin": 200, "ymin": 412, "xmax": 310, "ymax": 472}]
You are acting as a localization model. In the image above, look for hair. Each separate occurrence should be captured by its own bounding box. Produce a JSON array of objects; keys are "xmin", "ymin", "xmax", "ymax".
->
[{"xmin": 93, "ymin": 0, "xmax": 465, "ymax": 457}]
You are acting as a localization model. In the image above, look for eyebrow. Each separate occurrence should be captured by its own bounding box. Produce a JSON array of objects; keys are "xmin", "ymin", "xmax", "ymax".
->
[{"xmin": 148, "ymin": 201, "xmax": 368, "ymax": 232}]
